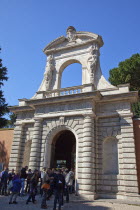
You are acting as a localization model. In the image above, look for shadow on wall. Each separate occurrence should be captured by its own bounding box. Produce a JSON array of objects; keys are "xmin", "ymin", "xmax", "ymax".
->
[{"xmin": 0, "ymin": 140, "xmax": 9, "ymax": 168}]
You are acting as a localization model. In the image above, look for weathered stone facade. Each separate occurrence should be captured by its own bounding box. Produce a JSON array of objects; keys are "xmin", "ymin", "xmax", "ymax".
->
[{"xmin": 9, "ymin": 27, "xmax": 139, "ymax": 200}]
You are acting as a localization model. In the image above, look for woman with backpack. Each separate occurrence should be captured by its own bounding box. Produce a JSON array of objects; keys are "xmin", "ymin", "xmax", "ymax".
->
[{"xmin": 9, "ymin": 173, "xmax": 22, "ymax": 204}]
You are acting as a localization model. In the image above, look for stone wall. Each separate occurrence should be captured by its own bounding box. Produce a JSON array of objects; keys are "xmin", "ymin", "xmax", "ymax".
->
[
  {"xmin": 1, "ymin": 117, "xmax": 140, "ymax": 198},
  {"xmin": 0, "ymin": 129, "xmax": 14, "ymax": 168}
]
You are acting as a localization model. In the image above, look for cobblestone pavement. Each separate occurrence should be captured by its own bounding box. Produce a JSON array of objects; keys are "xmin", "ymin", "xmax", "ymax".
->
[{"xmin": 0, "ymin": 194, "xmax": 140, "ymax": 210}]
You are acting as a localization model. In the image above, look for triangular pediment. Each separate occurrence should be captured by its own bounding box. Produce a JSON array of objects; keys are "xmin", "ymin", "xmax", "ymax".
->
[{"xmin": 43, "ymin": 31, "xmax": 104, "ymax": 54}]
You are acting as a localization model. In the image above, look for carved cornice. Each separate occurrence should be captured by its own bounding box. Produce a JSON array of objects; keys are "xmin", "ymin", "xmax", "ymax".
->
[
  {"xmin": 9, "ymin": 105, "xmax": 34, "ymax": 112},
  {"xmin": 100, "ymin": 91, "xmax": 138, "ymax": 103},
  {"xmin": 26, "ymin": 91, "xmax": 102, "ymax": 107},
  {"xmin": 43, "ymin": 36, "xmax": 66, "ymax": 52}
]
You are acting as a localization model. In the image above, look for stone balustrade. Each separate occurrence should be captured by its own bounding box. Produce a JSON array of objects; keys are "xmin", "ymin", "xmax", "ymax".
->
[{"xmin": 36, "ymin": 83, "xmax": 94, "ymax": 98}]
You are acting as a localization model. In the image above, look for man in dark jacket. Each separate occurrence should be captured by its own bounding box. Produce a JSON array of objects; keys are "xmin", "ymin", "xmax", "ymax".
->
[
  {"xmin": 53, "ymin": 169, "xmax": 65, "ymax": 210},
  {"xmin": 1, "ymin": 168, "xmax": 9, "ymax": 195}
]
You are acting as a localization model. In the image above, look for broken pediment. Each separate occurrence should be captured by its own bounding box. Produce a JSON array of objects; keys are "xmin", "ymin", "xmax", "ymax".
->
[{"xmin": 43, "ymin": 26, "xmax": 104, "ymax": 55}]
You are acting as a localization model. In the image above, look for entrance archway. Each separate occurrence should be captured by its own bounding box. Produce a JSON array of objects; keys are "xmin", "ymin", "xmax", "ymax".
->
[{"xmin": 51, "ymin": 130, "xmax": 76, "ymax": 170}]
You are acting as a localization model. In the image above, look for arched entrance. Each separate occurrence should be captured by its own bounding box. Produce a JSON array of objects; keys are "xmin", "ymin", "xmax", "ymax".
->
[{"xmin": 51, "ymin": 130, "xmax": 76, "ymax": 170}]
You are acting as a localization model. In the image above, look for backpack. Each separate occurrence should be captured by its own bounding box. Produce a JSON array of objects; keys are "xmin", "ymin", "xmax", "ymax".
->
[{"xmin": 7, "ymin": 180, "xmax": 13, "ymax": 190}]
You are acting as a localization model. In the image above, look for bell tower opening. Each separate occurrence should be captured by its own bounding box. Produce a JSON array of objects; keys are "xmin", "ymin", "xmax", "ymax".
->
[
  {"xmin": 51, "ymin": 130, "xmax": 76, "ymax": 170},
  {"xmin": 61, "ymin": 63, "xmax": 82, "ymax": 88}
]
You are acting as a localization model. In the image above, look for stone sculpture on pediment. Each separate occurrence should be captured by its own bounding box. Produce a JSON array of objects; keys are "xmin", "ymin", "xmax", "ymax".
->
[
  {"xmin": 44, "ymin": 55, "xmax": 55, "ymax": 90},
  {"xmin": 87, "ymin": 44, "xmax": 100, "ymax": 83},
  {"xmin": 66, "ymin": 26, "xmax": 83, "ymax": 45},
  {"xmin": 66, "ymin": 26, "xmax": 77, "ymax": 42}
]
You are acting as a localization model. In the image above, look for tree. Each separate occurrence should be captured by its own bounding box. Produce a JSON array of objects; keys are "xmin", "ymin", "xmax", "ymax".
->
[
  {"xmin": 0, "ymin": 48, "xmax": 9, "ymax": 128},
  {"xmin": 108, "ymin": 53, "xmax": 140, "ymax": 117},
  {"xmin": 5, "ymin": 112, "xmax": 17, "ymax": 128}
]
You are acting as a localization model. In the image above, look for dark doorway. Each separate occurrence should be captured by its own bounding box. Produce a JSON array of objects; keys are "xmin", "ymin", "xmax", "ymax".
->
[{"xmin": 51, "ymin": 130, "xmax": 76, "ymax": 170}]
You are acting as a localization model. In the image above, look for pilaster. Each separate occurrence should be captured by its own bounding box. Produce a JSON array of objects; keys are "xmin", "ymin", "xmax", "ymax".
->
[
  {"xmin": 120, "ymin": 114, "xmax": 139, "ymax": 197},
  {"xmin": 29, "ymin": 118, "xmax": 42, "ymax": 170},
  {"xmin": 9, "ymin": 123, "xmax": 24, "ymax": 172},
  {"xmin": 78, "ymin": 114, "xmax": 96, "ymax": 199}
]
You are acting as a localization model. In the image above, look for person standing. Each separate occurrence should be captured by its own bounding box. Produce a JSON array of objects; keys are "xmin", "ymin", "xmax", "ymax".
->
[
  {"xmin": 7, "ymin": 169, "xmax": 15, "ymax": 195},
  {"xmin": 9, "ymin": 173, "xmax": 21, "ymax": 204},
  {"xmin": 20, "ymin": 166, "xmax": 28, "ymax": 196},
  {"xmin": 0, "ymin": 168, "xmax": 9, "ymax": 195},
  {"xmin": 25, "ymin": 169, "xmax": 33, "ymax": 193},
  {"xmin": 46, "ymin": 168, "xmax": 56, "ymax": 200},
  {"xmin": 41, "ymin": 180, "xmax": 50, "ymax": 209},
  {"xmin": 67, "ymin": 169, "xmax": 74, "ymax": 194},
  {"xmin": 64, "ymin": 169, "xmax": 70, "ymax": 203},
  {"xmin": 0, "ymin": 170, "xmax": 3, "ymax": 193},
  {"xmin": 53, "ymin": 169, "xmax": 65, "ymax": 210},
  {"xmin": 26, "ymin": 169, "xmax": 39, "ymax": 204},
  {"xmin": 40, "ymin": 167, "xmax": 47, "ymax": 196}
]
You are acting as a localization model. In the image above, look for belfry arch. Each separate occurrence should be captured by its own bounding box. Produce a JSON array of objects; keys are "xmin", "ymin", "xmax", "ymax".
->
[
  {"xmin": 9, "ymin": 26, "xmax": 139, "ymax": 201},
  {"xmin": 61, "ymin": 63, "xmax": 82, "ymax": 88},
  {"xmin": 58, "ymin": 59, "xmax": 82, "ymax": 89}
]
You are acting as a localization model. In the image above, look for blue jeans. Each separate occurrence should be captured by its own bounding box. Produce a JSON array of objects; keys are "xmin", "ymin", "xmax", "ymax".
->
[
  {"xmin": 20, "ymin": 178, "xmax": 25, "ymax": 195},
  {"xmin": 53, "ymin": 190, "xmax": 63, "ymax": 210}
]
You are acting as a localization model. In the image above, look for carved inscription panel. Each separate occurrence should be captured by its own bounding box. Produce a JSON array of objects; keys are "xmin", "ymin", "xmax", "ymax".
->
[{"xmin": 35, "ymin": 101, "xmax": 93, "ymax": 114}]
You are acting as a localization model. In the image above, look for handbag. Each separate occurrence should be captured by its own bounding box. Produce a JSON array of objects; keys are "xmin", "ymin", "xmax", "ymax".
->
[{"xmin": 7, "ymin": 180, "xmax": 13, "ymax": 190}]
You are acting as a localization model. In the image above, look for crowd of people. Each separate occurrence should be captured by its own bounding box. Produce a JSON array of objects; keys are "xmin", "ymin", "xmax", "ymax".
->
[{"xmin": 0, "ymin": 166, "xmax": 75, "ymax": 209}]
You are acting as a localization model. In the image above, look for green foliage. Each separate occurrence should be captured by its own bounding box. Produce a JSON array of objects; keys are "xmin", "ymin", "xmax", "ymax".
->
[
  {"xmin": 0, "ymin": 48, "xmax": 9, "ymax": 128},
  {"xmin": 109, "ymin": 54, "xmax": 140, "ymax": 91},
  {"xmin": 132, "ymin": 102, "xmax": 140, "ymax": 117},
  {"xmin": 108, "ymin": 53, "xmax": 140, "ymax": 117},
  {"xmin": 5, "ymin": 112, "xmax": 17, "ymax": 128}
]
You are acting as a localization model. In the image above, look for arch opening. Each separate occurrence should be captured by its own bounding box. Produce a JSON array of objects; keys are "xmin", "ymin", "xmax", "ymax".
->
[
  {"xmin": 60, "ymin": 63, "xmax": 82, "ymax": 88},
  {"xmin": 50, "ymin": 130, "xmax": 76, "ymax": 170}
]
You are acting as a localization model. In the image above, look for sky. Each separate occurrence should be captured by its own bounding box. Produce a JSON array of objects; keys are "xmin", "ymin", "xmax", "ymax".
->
[{"xmin": 0, "ymin": 0, "xmax": 140, "ymax": 110}]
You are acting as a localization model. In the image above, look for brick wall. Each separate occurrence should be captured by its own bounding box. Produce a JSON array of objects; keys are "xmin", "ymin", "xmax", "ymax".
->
[
  {"xmin": 0, "ymin": 129, "xmax": 14, "ymax": 168},
  {"xmin": 133, "ymin": 119, "xmax": 140, "ymax": 194}
]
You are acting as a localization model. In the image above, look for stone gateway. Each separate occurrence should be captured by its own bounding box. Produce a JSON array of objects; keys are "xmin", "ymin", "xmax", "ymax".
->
[{"xmin": 9, "ymin": 27, "xmax": 139, "ymax": 200}]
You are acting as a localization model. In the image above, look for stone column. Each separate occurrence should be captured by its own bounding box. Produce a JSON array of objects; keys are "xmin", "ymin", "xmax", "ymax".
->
[
  {"xmin": 9, "ymin": 123, "xmax": 24, "ymax": 172},
  {"xmin": 120, "ymin": 114, "xmax": 139, "ymax": 199},
  {"xmin": 79, "ymin": 114, "xmax": 96, "ymax": 200},
  {"xmin": 29, "ymin": 118, "xmax": 42, "ymax": 170}
]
